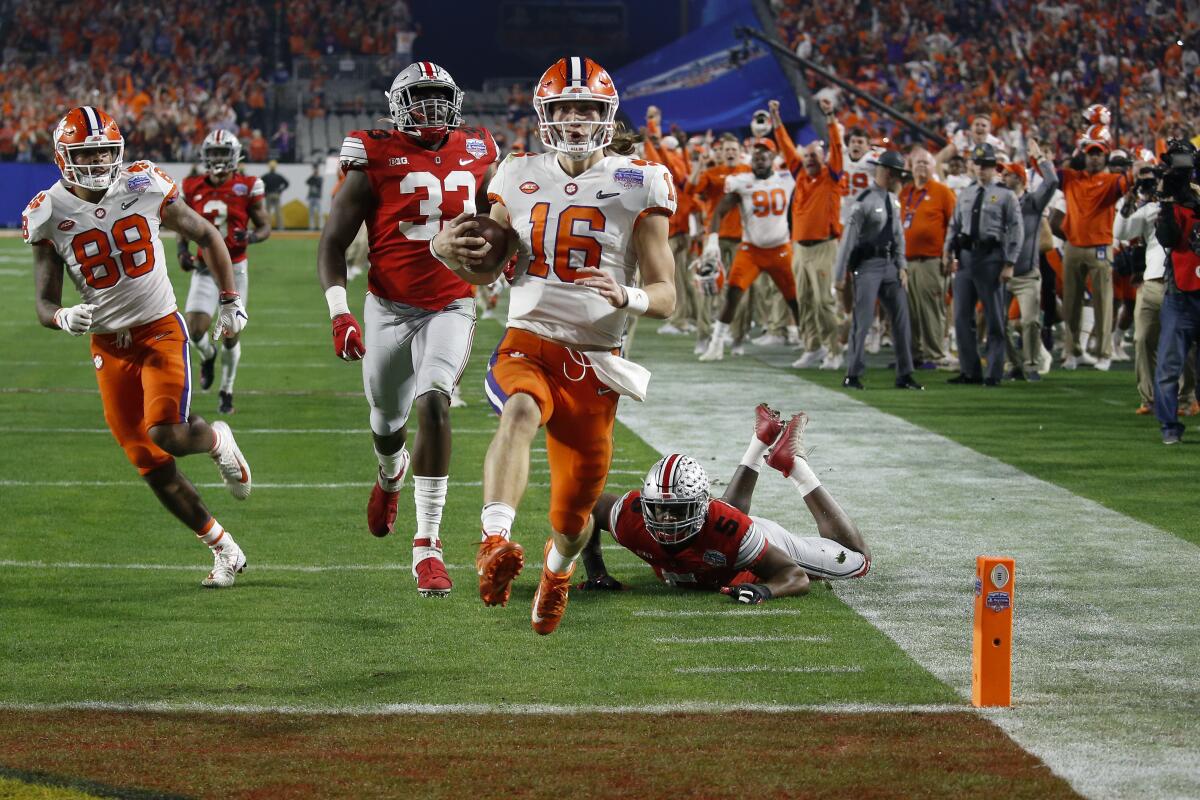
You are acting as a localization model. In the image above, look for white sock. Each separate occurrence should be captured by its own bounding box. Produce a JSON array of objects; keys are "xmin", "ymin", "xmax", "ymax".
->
[
  {"xmin": 740, "ymin": 433, "xmax": 770, "ymax": 472},
  {"xmin": 544, "ymin": 541, "xmax": 577, "ymax": 576},
  {"xmin": 219, "ymin": 342, "xmax": 241, "ymax": 393},
  {"xmin": 192, "ymin": 332, "xmax": 216, "ymax": 361},
  {"xmin": 414, "ymin": 475, "xmax": 448, "ymax": 540},
  {"xmin": 196, "ymin": 518, "xmax": 235, "ymax": 551},
  {"xmin": 481, "ymin": 501, "xmax": 516, "ymax": 540},
  {"xmin": 788, "ymin": 458, "xmax": 821, "ymax": 497},
  {"xmin": 376, "ymin": 446, "xmax": 409, "ymax": 491}
]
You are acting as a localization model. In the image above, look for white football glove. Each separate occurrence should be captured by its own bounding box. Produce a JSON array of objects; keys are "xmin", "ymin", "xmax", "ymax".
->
[
  {"xmin": 214, "ymin": 292, "xmax": 248, "ymax": 340},
  {"xmin": 701, "ymin": 232, "xmax": 721, "ymax": 261},
  {"xmin": 691, "ymin": 256, "xmax": 722, "ymax": 297},
  {"xmin": 54, "ymin": 303, "xmax": 96, "ymax": 336}
]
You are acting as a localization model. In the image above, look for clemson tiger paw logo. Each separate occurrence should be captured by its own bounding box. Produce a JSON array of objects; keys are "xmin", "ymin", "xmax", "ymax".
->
[{"xmin": 93, "ymin": 354, "xmax": 103, "ymax": 370}]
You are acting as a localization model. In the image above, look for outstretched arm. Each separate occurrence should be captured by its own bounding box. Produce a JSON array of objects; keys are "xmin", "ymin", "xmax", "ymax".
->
[{"xmin": 580, "ymin": 493, "xmax": 625, "ymax": 590}]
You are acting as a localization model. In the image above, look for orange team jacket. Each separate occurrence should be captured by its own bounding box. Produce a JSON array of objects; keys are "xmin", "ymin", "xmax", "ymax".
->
[
  {"xmin": 1057, "ymin": 168, "xmax": 1130, "ymax": 247},
  {"xmin": 643, "ymin": 130, "xmax": 693, "ymax": 239},
  {"xmin": 774, "ymin": 121, "xmax": 843, "ymax": 242},
  {"xmin": 899, "ymin": 179, "xmax": 956, "ymax": 259},
  {"xmin": 694, "ymin": 163, "xmax": 751, "ymax": 239}
]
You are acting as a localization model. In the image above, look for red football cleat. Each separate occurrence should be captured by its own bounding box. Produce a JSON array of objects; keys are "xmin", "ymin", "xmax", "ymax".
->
[
  {"xmin": 414, "ymin": 557, "xmax": 452, "ymax": 598},
  {"xmin": 754, "ymin": 403, "xmax": 784, "ymax": 446},
  {"xmin": 764, "ymin": 412, "xmax": 810, "ymax": 477},
  {"xmin": 531, "ymin": 539, "xmax": 574, "ymax": 636},
  {"xmin": 367, "ymin": 482, "xmax": 400, "ymax": 537},
  {"xmin": 477, "ymin": 534, "xmax": 525, "ymax": 607}
]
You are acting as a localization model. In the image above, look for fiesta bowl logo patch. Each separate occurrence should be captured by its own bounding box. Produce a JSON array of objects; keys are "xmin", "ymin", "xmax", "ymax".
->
[
  {"xmin": 613, "ymin": 168, "xmax": 643, "ymax": 188},
  {"xmin": 93, "ymin": 354, "xmax": 103, "ymax": 370},
  {"xmin": 126, "ymin": 174, "xmax": 152, "ymax": 194},
  {"xmin": 520, "ymin": 181, "xmax": 540, "ymax": 194},
  {"xmin": 702, "ymin": 550, "xmax": 727, "ymax": 567},
  {"xmin": 232, "ymin": 183, "xmax": 248, "ymax": 196},
  {"xmin": 465, "ymin": 138, "xmax": 488, "ymax": 159},
  {"xmin": 58, "ymin": 219, "xmax": 76, "ymax": 231},
  {"xmin": 985, "ymin": 591, "xmax": 1010, "ymax": 612}
]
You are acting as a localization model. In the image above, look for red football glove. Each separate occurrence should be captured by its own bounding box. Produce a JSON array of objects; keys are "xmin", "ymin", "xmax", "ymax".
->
[{"xmin": 331, "ymin": 313, "xmax": 366, "ymax": 361}]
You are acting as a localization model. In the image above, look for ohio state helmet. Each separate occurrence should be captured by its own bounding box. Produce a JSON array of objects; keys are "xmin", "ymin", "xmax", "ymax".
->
[
  {"xmin": 1083, "ymin": 104, "xmax": 1112, "ymax": 127},
  {"xmin": 201, "ymin": 129, "xmax": 242, "ymax": 178},
  {"xmin": 53, "ymin": 106, "xmax": 124, "ymax": 191},
  {"xmin": 534, "ymin": 56, "xmax": 619, "ymax": 160},
  {"xmin": 641, "ymin": 454, "xmax": 710, "ymax": 545},
  {"xmin": 385, "ymin": 61, "xmax": 463, "ymax": 144}
]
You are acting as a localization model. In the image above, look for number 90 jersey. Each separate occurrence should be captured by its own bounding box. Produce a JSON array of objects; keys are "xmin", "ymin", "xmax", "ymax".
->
[
  {"xmin": 724, "ymin": 171, "xmax": 796, "ymax": 249},
  {"xmin": 608, "ymin": 490, "xmax": 767, "ymax": 590},
  {"xmin": 488, "ymin": 153, "xmax": 676, "ymax": 348},
  {"xmin": 340, "ymin": 126, "xmax": 499, "ymax": 311},
  {"xmin": 21, "ymin": 161, "xmax": 179, "ymax": 333},
  {"xmin": 181, "ymin": 173, "xmax": 264, "ymax": 265}
]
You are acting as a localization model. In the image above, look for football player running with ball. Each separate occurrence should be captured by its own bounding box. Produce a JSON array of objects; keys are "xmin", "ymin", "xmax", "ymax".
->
[
  {"xmin": 317, "ymin": 62, "xmax": 500, "ymax": 598},
  {"xmin": 430, "ymin": 56, "xmax": 677, "ymax": 634},
  {"xmin": 580, "ymin": 405, "xmax": 871, "ymax": 603},
  {"xmin": 179, "ymin": 129, "xmax": 271, "ymax": 414},
  {"xmin": 24, "ymin": 107, "xmax": 253, "ymax": 588}
]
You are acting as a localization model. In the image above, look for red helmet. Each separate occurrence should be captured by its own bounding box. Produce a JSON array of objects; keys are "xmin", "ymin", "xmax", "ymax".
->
[
  {"xmin": 533, "ymin": 57, "xmax": 619, "ymax": 160},
  {"xmin": 1083, "ymin": 104, "xmax": 1112, "ymax": 127},
  {"xmin": 54, "ymin": 106, "xmax": 124, "ymax": 191}
]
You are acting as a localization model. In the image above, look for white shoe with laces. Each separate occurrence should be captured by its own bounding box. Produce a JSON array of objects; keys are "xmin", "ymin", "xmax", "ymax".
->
[
  {"xmin": 751, "ymin": 332, "xmax": 784, "ymax": 347},
  {"xmin": 819, "ymin": 353, "xmax": 844, "ymax": 370},
  {"xmin": 1095, "ymin": 357, "xmax": 1112, "ymax": 372},
  {"xmin": 210, "ymin": 421, "xmax": 251, "ymax": 500},
  {"xmin": 699, "ymin": 336, "xmax": 724, "ymax": 361},
  {"xmin": 1078, "ymin": 351, "xmax": 1098, "ymax": 366},
  {"xmin": 657, "ymin": 322, "xmax": 684, "ymax": 335},
  {"xmin": 793, "ymin": 346, "xmax": 828, "ymax": 369},
  {"xmin": 202, "ymin": 539, "xmax": 246, "ymax": 588}
]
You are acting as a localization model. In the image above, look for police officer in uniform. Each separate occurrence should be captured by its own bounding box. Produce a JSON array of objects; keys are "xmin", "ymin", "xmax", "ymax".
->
[
  {"xmin": 944, "ymin": 143, "xmax": 1023, "ymax": 386},
  {"xmin": 834, "ymin": 150, "xmax": 922, "ymax": 390}
]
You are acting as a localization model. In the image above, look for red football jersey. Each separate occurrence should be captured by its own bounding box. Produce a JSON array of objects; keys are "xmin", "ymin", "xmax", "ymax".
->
[
  {"xmin": 339, "ymin": 126, "xmax": 500, "ymax": 311},
  {"xmin": 182, "ymin": 173, "xmax": 264, "ymax": 264},
  {"xmin": 608, "ymin": 491, "xmax": 767, "ymax": 590}
]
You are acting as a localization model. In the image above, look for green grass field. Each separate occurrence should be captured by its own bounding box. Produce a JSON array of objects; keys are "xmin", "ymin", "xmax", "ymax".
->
[{"xmin": 8, "ymin": 233, "xmax": 1192, "ymax": 797}]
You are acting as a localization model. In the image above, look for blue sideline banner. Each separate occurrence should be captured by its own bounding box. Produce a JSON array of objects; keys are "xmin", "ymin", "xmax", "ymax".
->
[
  {"xmin": 612, "ymin": 3, "xmax": 806, "ymax": 136},
  {"xmin": 0, "ymin": 163, "xmax": 62, "ymax": 229}
]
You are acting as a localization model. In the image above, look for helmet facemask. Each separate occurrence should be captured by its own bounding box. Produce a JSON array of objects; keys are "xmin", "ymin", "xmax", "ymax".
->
[
  {"xmin": 203, "ymin": 143, "xmax": 239, "ymax": 179},
  {"xmin": 641, "ymin": 454, "xmax": 711, "ymax": 546},
  {"xmin": 58, "ymin": 141, "xmax": 123, "ymax": 191},
  {"xmin": 535, "ymin": 95, "xmax": 617, "ymax": 161},
  {"xmin": 388, "ymin": 82, "xmax": 463, "ymax": 144}
]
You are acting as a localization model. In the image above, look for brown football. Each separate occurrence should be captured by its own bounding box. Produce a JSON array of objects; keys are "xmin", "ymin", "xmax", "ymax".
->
[{"xmin": 468, "ymin": 215, "xmax": 516, "ymax": 274}]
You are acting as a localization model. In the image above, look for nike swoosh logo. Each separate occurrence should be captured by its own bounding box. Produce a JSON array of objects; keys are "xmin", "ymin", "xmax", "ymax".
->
[
  {"xmin": 596, "ymin": 191, "xmax": 619, "ymax": 199},
  {"xmin": 121, "ymin": 199, "xmax": 137, "ymax": 210},
  {"xmin": 531, "ymin": 587, "xmax": 544, "ymax": 623},
  {"xmin": 154, "ymin": 332, "xmax": 169, "ymax": 341},
  {"xmin": 459, "ymin": 158, "xmax": 475, "ymax": 165}
]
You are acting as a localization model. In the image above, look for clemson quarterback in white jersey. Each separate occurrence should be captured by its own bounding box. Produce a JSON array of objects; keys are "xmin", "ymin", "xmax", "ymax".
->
[
  {"xmin": 430, "ymin": 55, "xmax": 677, "ymax": 635},
  {"xmin": 23, "ymin": 106, "xmax": 252, "ymax": 588}
]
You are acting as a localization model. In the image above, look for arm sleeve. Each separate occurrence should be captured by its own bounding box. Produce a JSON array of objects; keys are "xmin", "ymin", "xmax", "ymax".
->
[
  {"xmin": 642, "ymin": 164, "xmax": 678, "ymax": 218},
  {"xmin": 608, "ymin": 491, "xmax": 633, "ymax": 542},
  {"xmin": 826, "ymin": 120, "xmax": 844, "ymax": 177},
  {"xmin": 250, "ymin": 177, "xmax": 266, "ymax": 199},
  {"xmin": 340, "ymin": 133, "xmax": 369, "ymax": 171},
  {"xmin": 773, "ymin": 124, "xmax": 802, "ymax": 174},
  {"xmin": 1030, "ymin": 159, "xmax": 1059, "ymax": 214},
  {"xmin": 20, "ymin": 192, "xmax": 52, "ymax": 246},
  {"xmin": 1003, "ymin": 192, "xmax": 1024, "ymax": 264},
  {"xmin": 732, "ymin": 523, "xmax": 768, "ymax": 570},
  {"xmin": 834, "ymin": 203, "xmax": 862, "ymax": 281}
]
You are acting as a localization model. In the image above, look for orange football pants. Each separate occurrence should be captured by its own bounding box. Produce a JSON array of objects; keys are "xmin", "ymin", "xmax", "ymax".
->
[
  {"xmin": 727, "ymin": 242, "xmax": 797, "ymax": 300},
  {"xmin": 90, "ymin": 312, "xmax": 192, "ymax": 474},
  {"xmin": 485, "ymin": 327, "xmax": 619, "ymax": 536}
]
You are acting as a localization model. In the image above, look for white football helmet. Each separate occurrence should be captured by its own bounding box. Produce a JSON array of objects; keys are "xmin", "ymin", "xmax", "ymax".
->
[
  {"xmin": 1084, "ymin": 104, "xmax": 1112, "ymax": 127},
  {"xmin": 201, "ymin": 129, "xmax": 241, "ymax": 178},
  {"xmin": 641, "ymin": 453, "xmax": 710, "ymax": 545},
  {"xmin": 386, "ymin": 61, "xmax": 463, "ymax": 144},
  {"xmin": 750, "ymin": 109, "xmax": 772, "ymax": 138}
]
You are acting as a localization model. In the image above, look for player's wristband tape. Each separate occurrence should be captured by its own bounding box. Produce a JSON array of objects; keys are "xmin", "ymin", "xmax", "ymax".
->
[
  {"xmin": 325, "ymin": 285, "xmax": 351, "ymax": 319},
  {"xmin": 621, "ymin": 286, "xmax": 650, "ymax": 315}
]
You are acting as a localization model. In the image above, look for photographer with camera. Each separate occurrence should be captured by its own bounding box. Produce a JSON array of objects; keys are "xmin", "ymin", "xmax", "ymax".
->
[
  {"xmin": 1114, "ymin": 157, "xmax": 1198, "ymax": 418},
  {"xmin": 943, "ymin": 143, "xmax": 1023, "ymax": 386},
  {"xmin": 1151, "ymin": 140, "xmax": 1200, "ymax": 445}
]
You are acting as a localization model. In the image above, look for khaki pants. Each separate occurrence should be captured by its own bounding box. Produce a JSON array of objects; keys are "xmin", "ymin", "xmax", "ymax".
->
[
  {"xmin": 665, "ymin": 234, "xmax": 696, "ymax": 329},
  {"xmin": 795, "ymin": 239, "xmax": 840, "ymax": 354},
  {"xmin": 266, "ymin": 193, "xmax": 283, "ymax": 230},
  {"xmin": 906, "ymin": 257, "xmax": 947, "ymax": 363},
  {"xmin": 1005, "ymin": 270, "xmax": 1042, "ymax": 370},
  {"xmin": 1063, "ymin": 243, "xmax": 1113, "ymax": 359},
  {"xmin": 1133, "ymin": 279, "xmax": 1196, "ymax": 406}
]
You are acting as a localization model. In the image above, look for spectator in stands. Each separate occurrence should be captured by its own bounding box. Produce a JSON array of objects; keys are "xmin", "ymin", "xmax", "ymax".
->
[
  {"xmin": 272, "ymin": 121, "xmax": 295, "ymax": 163},
  {"xmin": 261, "ymin": 160, "xmax": 290, "ymax": 230},
  {"xmin": 307, "ymin": 162, "xmax": 324, "ymax": 230},
  {"xmin": 900, "ymin": 147, "xmax": 956, "ymax": 369},
  {"xmin": 248, "ymin": 129, "xmax": 269, "ymax": 162}
]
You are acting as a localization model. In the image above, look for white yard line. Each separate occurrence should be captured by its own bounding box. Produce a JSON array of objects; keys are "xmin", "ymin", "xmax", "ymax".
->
[
  {"xmin": 0, "ymin": 558, "xmax": 643, "ymax": 573},
  {"xmin": 0, "ymin": 700, "xmax": 966, "ymax": 716},
  {"xmin": 653, "ymin": 635, "xmax": 831, "ymax": 644},
  {"xmin": 0, "ymin": 479, "xmax": 539, "ymax": 489},
  {"xmin": 618, "ymin": 358, "xmax": 1200, "ymax": 800},
  {"xmin": 674, "ymin": 665, "xmax": 862, "ymax": 675},
  {"xmin": 633, "ymin": 609, "xmax": 809, "ymax": 618}
]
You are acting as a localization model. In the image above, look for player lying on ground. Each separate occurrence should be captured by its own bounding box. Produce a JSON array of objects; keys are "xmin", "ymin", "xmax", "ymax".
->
[
  {"xmin": 25, "ymin": 106, "xmax": 253, "ymax": 588},
  {"xmin": 580, "ymin": 405, "xmax": 870, "ymax": 602}
]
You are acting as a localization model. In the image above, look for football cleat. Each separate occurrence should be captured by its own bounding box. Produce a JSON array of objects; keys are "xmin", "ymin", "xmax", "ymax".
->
[
  {"xmin": 413, "ymin": 540, "xmax": 452, "ymax": 598},
  {"xmin": 218, "ymin": 390, "xmax": 235, "ymax": 414},
  {"xmin": 477, "ymin": 534, "xmax": 525, "ymax": 607},
  {"xmin": 199, "ymin": 354, "xmax": 217, "ymax": 391},
  {"xmin": 210, "ymin": 421, "xmax": 251, "ymax": 499},
  {"xmin": 531, "ymin": 539, "xmax": 574, "ymax": 635},
  {"xmin": 202, "ymin": 540, "xmax": 246, "ymax": 588},
  {"xmin": 793, "ymin": 346, "xmax": 827, "ymax": 369},
  {"xmin": 367, "ymin": 482, "xmax": 400, "ymax": 537},
  {"xmin": 698, "ymin": 336, "xmax": 724, "ymax": 361},
  {"xmin": 764, "ymin": 412, "xmax": 811, "ymax": 477},
  {"xmin": 754, "ymin": 403, "xmax": 784, "ymax": 446}
]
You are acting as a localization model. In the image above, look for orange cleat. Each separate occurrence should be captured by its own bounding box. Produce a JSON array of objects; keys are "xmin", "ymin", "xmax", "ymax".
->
[
  {"xmin": 477, "ymin": 534, "xmax": 524, "ymax": 606},
  {"xmin": 1181, "ymin": 400, "xmax": 1200, "ymax": 417},
  {"xmin": 1134, "ymin": 404, "xmax": 1152, "ymax": 415},
  {"xmin": 531, "ymin": 539, "xmax": 575, "ymax": 635}
]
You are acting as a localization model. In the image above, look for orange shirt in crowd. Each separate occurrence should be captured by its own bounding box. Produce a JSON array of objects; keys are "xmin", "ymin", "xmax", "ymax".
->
[
  {"xmin": 899, "ymin": 178, "xmax": 956, "ymax": 259},
  {"xmin": 694, "ymin": 163, "xmax": 750, "ymax": 239},
  {"xmin": 643, "ymin": 132, "xmax": 693, "ymax": 239},
  {"xmin": 1058, "ymin": 168, "xmax": 1130, "ymax": 247},
  {"xmin": 774, "ymin": 120, "xmax": 843, "ymax": 242}
]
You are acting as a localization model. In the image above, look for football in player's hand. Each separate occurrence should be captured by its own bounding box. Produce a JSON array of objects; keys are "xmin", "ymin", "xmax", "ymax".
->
[{"xmin": 468, "ymin": 216, "xmax": 515, "ymax": 274}]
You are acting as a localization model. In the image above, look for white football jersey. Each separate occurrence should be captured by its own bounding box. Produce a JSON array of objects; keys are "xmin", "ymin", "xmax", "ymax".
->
[
  {"xmin": 840, "ymin": 149, "xmax": 881, "ymax": 224},
  {"xmin": 724, "ymin": 170, "xmax": 795, "ymax": 248},
  {"xmin": 488, "ymin": 152, "xmax": 677, "ymax": 348},
  {"xmin": 22, "ymin": 161, "xmax": 179, "ymax": 333}
]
